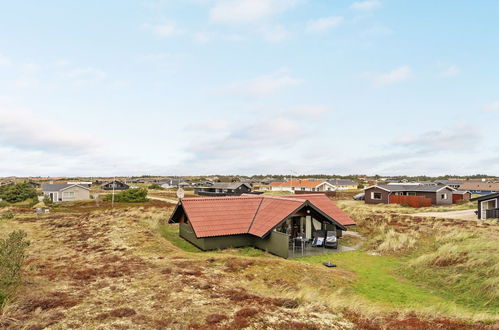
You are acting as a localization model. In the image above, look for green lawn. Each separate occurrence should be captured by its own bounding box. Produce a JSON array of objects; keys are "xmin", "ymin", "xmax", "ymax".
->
[{"xmin": 297, "ymin": 251, "xmax": 478, "ymax": 314}]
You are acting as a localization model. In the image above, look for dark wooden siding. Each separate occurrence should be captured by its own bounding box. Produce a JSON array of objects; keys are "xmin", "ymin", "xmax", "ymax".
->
[{"xmin": 364, "ymin": 187, "xmax": 389, "ymax": 204}]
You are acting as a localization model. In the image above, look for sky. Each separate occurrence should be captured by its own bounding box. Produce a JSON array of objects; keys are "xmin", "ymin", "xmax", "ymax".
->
[{"xmin": 1, "ymin": 0, "xmax": 498, "ymax": 177}]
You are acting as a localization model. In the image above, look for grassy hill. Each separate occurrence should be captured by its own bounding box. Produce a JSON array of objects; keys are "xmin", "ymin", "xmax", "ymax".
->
[{"xmin": 0, "ymin": 199, "xmax": 497, "ymax": 328}]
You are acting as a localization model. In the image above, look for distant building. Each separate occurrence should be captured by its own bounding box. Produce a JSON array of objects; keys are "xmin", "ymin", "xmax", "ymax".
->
[
  {"xmin": 101, "ymin": 180, "xmax": 129, "ymax": 191},
  {"xmin": 42, "ymin": 184, "xmax": 90, "ymax": 203},
  {"xmin": 326, "ymin": 179, "xmax": 358, "ymax": 190},
  {"xmin": 458, "ymin": 181, "xmax": 499, "ymax": 195},
  {"xmin": 269, "ymin": 180, "xmax": 336, "ymax": 193},
  {"xmin": 364, "ymin": 185, "xmax": 455, "ymax": 205},
  {"xmin": 435, "ymin": 180, "xmax": 464, "ymax": 189},
  {"xmin": 194, "ymin": 182, "xmax": 252, "ymax": 196}
]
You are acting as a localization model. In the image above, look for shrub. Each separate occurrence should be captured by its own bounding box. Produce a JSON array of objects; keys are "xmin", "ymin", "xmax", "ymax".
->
[
  {"xmin": 0, "ymin": 211, "xmax": 14, "ymax": 220},
  {"xmin": 148, "ymin": 184, "xmax": 164, "ymax": 190},
  {"xmin": 0, "ymin": 183, "xmax": 37, "ymax": 204},
  {"xmin": 43, "ymin": 195, "xmax": 54, "ymax": 206},
  {"xmin": 0, "ymin": 201, "xmax": 8, "ymax": 208},
  {"xmin": 0, "ymin": 230, "xmax": 30, "ymax": 306},
  {"xmin": 103, "ymin": 188, "xmax": 148, "ymax": 203}
]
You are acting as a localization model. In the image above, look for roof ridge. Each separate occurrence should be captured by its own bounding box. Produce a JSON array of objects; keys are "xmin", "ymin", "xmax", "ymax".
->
[
  {"xmin": 247, "ymin": 197, "xmax": 264, "ymax": 233},
  {"xmin": 263, "ymin": 195, "xmax": 307, "ymax": 202},
  {"xmin": 182, "ymin": 196, "xmax": 262, "ymax": 201}
]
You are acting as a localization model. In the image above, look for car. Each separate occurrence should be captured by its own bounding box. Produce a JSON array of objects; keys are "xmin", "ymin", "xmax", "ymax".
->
[{"xmin": 353, "ymin": 193, "xmax": 365, "ymax": 200}]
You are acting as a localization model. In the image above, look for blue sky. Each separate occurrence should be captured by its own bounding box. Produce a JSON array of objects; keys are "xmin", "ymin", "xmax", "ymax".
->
[{"xmin": 1, "ymin": 0, "xmax": 498, "ymax": 177}]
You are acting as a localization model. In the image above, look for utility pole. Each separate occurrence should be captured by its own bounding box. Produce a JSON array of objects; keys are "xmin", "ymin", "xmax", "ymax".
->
[{"xmin": 111, "ymin": 175, "xmax": 115, "ymax": 208}]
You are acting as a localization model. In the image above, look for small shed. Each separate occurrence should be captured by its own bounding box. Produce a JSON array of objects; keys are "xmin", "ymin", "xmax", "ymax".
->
[{"xmin": 470, "ymin": 193, "xmax": 499, "ymax": 220}]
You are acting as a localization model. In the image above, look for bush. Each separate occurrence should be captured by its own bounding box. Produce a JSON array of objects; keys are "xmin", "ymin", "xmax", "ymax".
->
[
  {"xmin": 43, "ymin": 195, "xmax": 53, "ymax": 206},
  {"xmin": 0, "ymin": 201, "xmax": 8, "ymax": 208},
  {"xmin": 103, "ymin": 188, "xmax": 148, "ymax": 203},
  {"xmin": 0, "ymin": 230, "xmax": 30, "ymax": 306},
  {"xmin": 0, "ymin": 211, "xmax": 14, "ymax": 220},
  {"xmin": 148, "ymin": 184, "xmax": 164, "ymax": 190},
  {"xmin": 0, "ymin": 183, "xmax": 37, "ymax": 204}
]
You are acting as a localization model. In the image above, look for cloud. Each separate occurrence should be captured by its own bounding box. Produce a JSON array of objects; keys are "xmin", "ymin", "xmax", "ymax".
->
[
  {"xmin": 351, "ymin": 0, "xmax": 382, "ymax": 11},
  {"xmin": 62, "ymin": 67, "xmax": 107, "ymax": 83},
  {"xmin": 372, "ymin": 66, "xmax": 412, "ymax": 87},
  {"xmin": 259, "ymin": 24, "xmax": 289, "ymax": 42},
  {"xmin": 0, "ymin": 53, "xmax": 11, "ymax": 67},
  {"xmin": 209, "ymin": 0, "xmax": 299, "ymax": 24},
  {"xmin": 484, "ymin": 101, "xmax": 499, "ymax": 112},
  {"xmin": 306, "ymin": 16, "xmax": 344, "ymax": 33},
  {"xmin": 142, "ymin": 22, "xmax": 178, "ymax": 38},
  {"xmin": 0, "ymin": 107, "xmax": 100, "ymax": 154},
  {"xmin": 439, "ymin": 65, "xmax": 461, "ymax": 78},
  {"xmin": 216, "ymin": 70, "xmax": 301, "ymax": 97},
  {"xmin": 394, "ymin": 125, "xmax": 480, "ymax": 153},
  {"xmin": 289, "ymin": 106, "xmax": 331, "ymax": 117}
]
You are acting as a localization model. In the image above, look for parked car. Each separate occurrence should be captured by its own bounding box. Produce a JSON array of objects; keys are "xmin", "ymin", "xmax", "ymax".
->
[{"xmin": 353, "ymin": 193, "xmax": 365, "ymax": 200}]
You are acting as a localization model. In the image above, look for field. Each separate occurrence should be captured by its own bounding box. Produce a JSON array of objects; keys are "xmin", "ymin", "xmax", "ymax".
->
[{"xmin": 0, "ymin": 198, "xmax": 497, "ymax": 329}]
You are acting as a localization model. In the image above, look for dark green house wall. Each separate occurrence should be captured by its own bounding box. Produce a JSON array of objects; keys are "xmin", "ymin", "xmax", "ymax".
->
[
  {"xmin": 254, "ymin": 231, "xmax": 289, "ymax": 259},
  {"xmin": 179, "ymin": 223, "xmax": 289, "ymax": 258},
  {"xmin": 203, "ymin": 234, "xmax": 255, "ymax": 250}
]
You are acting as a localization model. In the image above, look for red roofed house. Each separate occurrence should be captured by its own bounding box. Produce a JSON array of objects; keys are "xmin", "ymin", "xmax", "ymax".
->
[
  {"xmin": 269, "ymin": 179, "xmax": 336, "ymax": 193},
  {"xmin": 169, "ymin": 194, "xmax": 356, "ymax": 258}
]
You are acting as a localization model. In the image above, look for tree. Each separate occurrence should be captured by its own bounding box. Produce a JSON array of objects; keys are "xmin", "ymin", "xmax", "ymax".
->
[
  {"xmin": 0, "ymin": 230, "xmax": 30, "ymax": 306},
  {"xmin": 0, "ymin": 183, "xmax": 37, "ymax": 203},
  {"xmin": 103, "ymin": 188, "xmax": 148, "ymax": 203}
]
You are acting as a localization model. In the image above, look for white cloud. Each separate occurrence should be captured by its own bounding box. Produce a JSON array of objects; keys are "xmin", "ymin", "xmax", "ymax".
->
[
  {"xmin": 217, "ymin": 70, "xmax": 301, "ymax": 97},
  {"xmin": 62, "ymin": 67, "xmax": 107, "ymax": 84},
  {"xmin": 259, "ymin": 24, "xmax": 289, "ymax": 42},
  {"xmin": 438, "ymin": 65, "xmax": 461, "ymax": 78},
  {"xmin": 484, "ymin": 101, "xmax": 499, "ymax": 112},
  {"xmin": 0, "ymin": 107, "xmax": 100, "ymax": 153},
  {"xmin": 372, "ymin": 66, "xmax": 412, "ymax": 87},
  {"xmin": 351, "ymin": 0, "xmax": 382, "ymax": 11},
  {"xmin": 209, "ymin": 0, "xmax": 299, "ymax": 24},
  {"xmin": 289, "ymin": 106, "xmax": 331, "ymax": 117},
  {"xmin": 394, "ymin": 125, "xmax": 480, "ymax": 153},
  {"xmin": 143, "ymin": 22, "xmax": 178, "ymax": 38},
  {"xmin": 306, "ymin": 16, "xmax": 344, "ymax": 33},
  {"xmin": 0, "ymin": 53, "xmax": 11, "ymax": 67}
]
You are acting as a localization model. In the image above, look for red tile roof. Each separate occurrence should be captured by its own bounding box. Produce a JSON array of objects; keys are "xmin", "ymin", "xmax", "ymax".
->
[{"xmin": 172, "ymin": 194, "xmax": 355, "ymax": 238}]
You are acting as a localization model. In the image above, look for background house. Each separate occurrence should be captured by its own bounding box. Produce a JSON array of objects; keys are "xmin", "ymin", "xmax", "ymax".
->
[
  {"xmin": 101, "ymin": 180, "xmax": 129, "ymax": 191},
  {"xmin": 194, "ymin": 182, "xmax": 252, "ymax": 196},
  {"xmin": 42, "ymin": 184, "xmax": 90, "ymax": 202},
  {"xmin": 458, "ymin": 181, "xmax": 499, "ymax": 195},
  {"xmin": 471, "ymin": 193, "xmax": 499, "ymax": 219},
  {"xmin": 269, "ymin": 179, "xmax": 336, "ymax": 193},
  {"xmin": 326, "ymin": 179, "xmax": 357, "ymax": 190},
  {"xmin": 364, "ymin": 185, "xmax": 455, "ymax": 205}
]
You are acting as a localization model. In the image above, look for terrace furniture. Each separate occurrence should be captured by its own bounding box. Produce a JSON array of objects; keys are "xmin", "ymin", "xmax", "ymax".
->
[
  {"xmin": 311, "ymin": 230, "xmax": 326, "ymax": 247},
  {"xmin": 325, "ymin": 231, "xmax": 338, "ymax": 249}
]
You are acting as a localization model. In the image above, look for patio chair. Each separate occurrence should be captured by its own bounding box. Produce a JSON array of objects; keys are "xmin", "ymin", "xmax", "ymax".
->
[
  {"xmin": 325, "ymin": 231, "xmax": 338, "ymax": 249},
  {"xmin": 311, "ymin": 230, "xmax": 326, "ymax": 247}
]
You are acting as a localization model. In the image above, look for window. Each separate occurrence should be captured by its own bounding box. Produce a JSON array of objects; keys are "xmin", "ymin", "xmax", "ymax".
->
[
  {"xmin": 372, "ymin": 192, "xmax": 382, "ymax": 200},
  {"xmin": 441, "ymin": 193, "xmax": 448, "ymax": 199},
  {"xmin": 291, "ymin": 187, "xmax": 295, "ymax": 191},
  {"xmin": 408, "ymin": 192, "xmax": 416, "ymax": 196},
  {"xmin": 63, "ymin": 191, "xmax": 75, "ymax": 198},
  {"xmin": 301, "ymin": 187, "xmax": 305, "ymax": 191}
]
